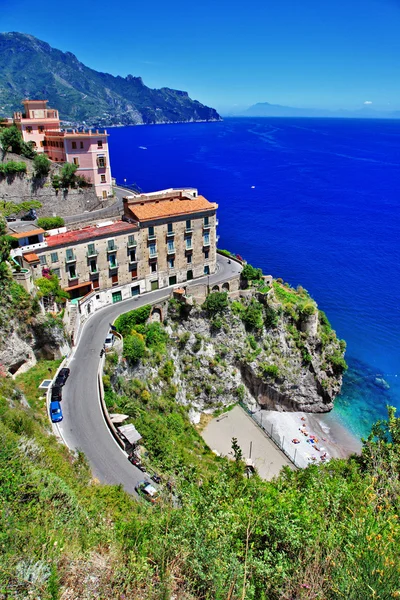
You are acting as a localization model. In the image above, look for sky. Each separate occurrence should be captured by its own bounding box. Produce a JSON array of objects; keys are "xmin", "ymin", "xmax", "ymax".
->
[{"xmin": 2, "ymin": 0, "xmax": 400, "ymax": 113}]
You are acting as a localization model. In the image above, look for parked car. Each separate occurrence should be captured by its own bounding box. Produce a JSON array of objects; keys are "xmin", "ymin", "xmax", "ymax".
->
[
  {"xmin": 5, "ymin": 215, "xmax": 17, "ymax": 222},
  {"xmin": 51, "ymin": 386, "xmax": 62, "ymax": 402},
  {"xmin": 50, "ymin": 400, "xmax": 63, "ymax": 423},
  {"xmin": 134, "ymin": 481, "xmax": 159, "ymax": 504},
  {"xmin": 55, "ymin": 367, "xmax": 70, "ymax": 387},
  {"xmin": 128, "ymin": 454, "xmax": 146, "ymax": 471},
  {"xmin": 20, "ymin": 209, "xmax": 37, "ymax": 221},
  {"xmin": 104, "ymin": 332, "xmax": 115, "ymax": 349},
  {"xmin": 151, "ymin": 473, "xmax": 162, "ymax": 484}
]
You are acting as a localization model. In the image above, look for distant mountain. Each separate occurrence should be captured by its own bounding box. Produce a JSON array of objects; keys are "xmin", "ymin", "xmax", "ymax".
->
[
  {"xmin": 243, "ymin": 102, "xmax": 400, "ymax": 119},
  {"xmin": 0, "ymin": 32, "xmax": 221, "ymax": 127}
]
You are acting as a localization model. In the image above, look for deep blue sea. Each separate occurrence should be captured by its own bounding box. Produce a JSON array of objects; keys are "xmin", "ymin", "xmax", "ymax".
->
[{"xmin": 108, "ymin": 117, "xmax": 400, "ymax": 439}]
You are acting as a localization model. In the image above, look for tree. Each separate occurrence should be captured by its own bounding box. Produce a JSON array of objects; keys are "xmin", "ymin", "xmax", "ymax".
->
[
  {"xmin": 60, "ymin": 162, "xmax": 78, "ymax": 188},
  {"xmin": 33, "ymin": 153, "xmax": 51, "ymax": 178},
  {"xmin": 241, "ymin": 263, "xmax": 263, "ymax": 282},
  {"xmin": 123, "ymin": 333, "xmax": 146, "ymax": 363},
  {"xmin": 114, "ymin": 305, "xmax": 151, "ymax": 336},
  {"xmin": 35, "ymin": 274, "xmax": 69, "ymax": 305},
  {"xmin": 242, "ymin": 299, "xmax": 263, "ymax": 330},
  {"xmin": 0, "ymin": 125, "xmax": 35, "ymax": 159},
  {"xmin": 202, "ymin": 291, "xmax": 228, "ymax": 315}
]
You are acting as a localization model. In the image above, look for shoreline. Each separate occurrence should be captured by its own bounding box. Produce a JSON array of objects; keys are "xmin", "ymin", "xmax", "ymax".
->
[{"xmin": 255, "ymin": 408, "xmax": 362, "ymax": 469}]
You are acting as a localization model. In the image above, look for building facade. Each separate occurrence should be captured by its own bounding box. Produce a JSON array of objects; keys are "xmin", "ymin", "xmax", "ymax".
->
[
  {"xmin": 14, "ymin": 99, "xmax": 60, "ymax": 152},
  {"xmin": 10, "ymin": 189, "xmax": 219, "ymax": 306},
  {"xmin": 13, "ymin": 99, "xmax": 112, "ymax": 198}
]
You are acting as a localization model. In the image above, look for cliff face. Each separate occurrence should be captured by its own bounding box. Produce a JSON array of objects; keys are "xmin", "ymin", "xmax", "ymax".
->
[
  {"xmin": 0, "ymin": 32, "xmax": 221, "ymax": 127},
  {"xmin": 115, "ymin": 283, "xmax": 346, "ymax": 419}
]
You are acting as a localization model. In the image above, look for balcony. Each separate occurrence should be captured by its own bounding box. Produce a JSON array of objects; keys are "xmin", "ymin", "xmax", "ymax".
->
[
  {"xmin": 86, "ymin": 249, "xmax": 98, "ymax": 258},
  {"xmin": 185, "ymin": 227, "xmax": 193, "ymax": 234},
  {"xmin": 167, "ymin": 245, "xmax": 176, "ymax": 255},
  {"xmin": 65, "ymin": 253, "xmax": 76, "ymax": 263},
  {"xmin": 185, "ymin": 243, "xmax": 193, "ymax": 251},
  {"xmin": 203, "ymin": 239, "xmax": 211, "ymax": 247},
  {"xmin": 127, "ymin": 238, "xmax": 137, "ymax": 248},
  {"xmin": 68, "ymin": 273, "xmax": 79, "ymax": 282},
  {"xmin": 107, "ymin": 245, "xmax": 118, "ymax": 253},
  {"xmin": 203, "ymin": 222, "xmax": 211, "ymax": 230},
  {"xmin": 149, "ymin": 252, "xmax": 158, "ymax": 259},
  {"xmin": 108, "ymin": 262, "xmax": 118, "ymax": 270},
  {"xmin": 166, "ymin": 230, "xmax": 175, "ymax": 237},
  {"xmin": 148, "ymin": 233, "xmax": 156, "ymax": 241}
]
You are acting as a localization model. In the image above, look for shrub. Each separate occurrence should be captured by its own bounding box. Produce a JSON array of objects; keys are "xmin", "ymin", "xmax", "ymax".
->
[
  {"xmin": 192, "ymin": 333, "xmax": 203, "ymax": 353},
  {"xmin": 37, "ymin": 216, "xmax": 65, "ymax": 230},
  {"xmin": 123, "ymin": 333, "xmax": 146, "ymax": 363},
  {"xmin": 218, "ymin": 249, "xmax": 233, "ymax": 258},
  {"xmin": 60, "ymin": 162, "xmax": 78, "ymax": 188},
  {"xmin": 51, "ymin": 174, "xmax": 61, "ymax": 190},
  {"xmin": 33, "ymin": 154, "xmax": 51, "ymax": 178},
  {"xmin": 144, "ymin": 322, "xmax": 168, "ymax": 351},
  {"xmin": 242, "ymin": 299, "xmax": 263, "ymax": 330},
  {"xmin": 114, "ymin": 305, "xmax": 151, "ymax": 336},
  {"xmin": 0, "ymin": 161, "xmax": 27, "ymax": 175},
  {"xmin": 236, "ymin": 384, "xmax": 245, "ymax": 401},
  {"xmin": 210, "ymin": 316, "xmax": 223, "ymax": 332},
  {"xmin": 264, "ymin": 304, "xmax": 279, "ymax": 328},
  {"xmin": 203, "ymin": 292, "xmax": 228, "ymax": 315},
  {"xmin": 241, "ymin": 263, "xmax": 263, "ymax": 282},
  {"xmin": 326, "ymin": 350, "xmax": 348, "ymax": 375},
  {"xmin": 178, "ymin": 331, "xmax": 191, "ymax": 349},
  {"xmin": 260, "ymin": 363, "xmax": 280, "ymax": 379},
  {"xmin": 159, "ymin": 360, "xmax": 174, "ymax": 382}
]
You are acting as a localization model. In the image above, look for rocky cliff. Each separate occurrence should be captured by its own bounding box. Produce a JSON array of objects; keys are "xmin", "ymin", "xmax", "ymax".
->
[
  {"xmin": 112, "ymin": 282, "xmax": 346, "ymax": 420},
  {"xmin": 0, "ymin": 32, "xmax": 221, "ymax": 127}
]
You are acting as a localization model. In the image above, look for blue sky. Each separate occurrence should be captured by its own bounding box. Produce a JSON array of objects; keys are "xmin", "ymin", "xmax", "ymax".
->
[{"xmin": 2, "ymin": 0, "xmax": 400, "ymax": 112}]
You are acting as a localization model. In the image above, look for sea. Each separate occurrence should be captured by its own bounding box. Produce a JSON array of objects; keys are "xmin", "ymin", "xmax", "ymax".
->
[{"xmin": 108, "ymin": 117, "xmax": 400, "ymax": 440}]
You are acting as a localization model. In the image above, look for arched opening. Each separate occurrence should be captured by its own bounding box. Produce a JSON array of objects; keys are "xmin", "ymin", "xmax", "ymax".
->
[
  {"xmin": 212, "ymin": 285, "xmax": 220, "ymax": 292},
  {"xmin": 150, "ymin": 307, "xmax": 162, "ymax": 322},
  {"xmin": 222, "ymin": 282, "xmax": 230, "ymax": 291}
]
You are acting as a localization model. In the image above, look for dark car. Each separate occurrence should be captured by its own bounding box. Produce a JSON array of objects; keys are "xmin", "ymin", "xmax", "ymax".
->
[
  {"xmin": 55, "ymin": 367, "xmax": 70, "ymax": 387},
  {"xmin": 51, "ymin": 386, "xmax": 62, "ymax": 401},
  {"xmin": 5, "ymin": 215, "xmax": 17, "ymax": 222},
  {"xmin": 50, "ymin": 400, "xmax": 63, "ymax": 423},
  {"xmin": 21, "ymin": 209, "xmax": 37, "ymax": 221}
]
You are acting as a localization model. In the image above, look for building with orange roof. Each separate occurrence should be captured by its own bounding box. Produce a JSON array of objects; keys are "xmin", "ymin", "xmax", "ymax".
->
[{"xmin": 10, "ymin": 187, "xmax": 219, "ymax": 309}]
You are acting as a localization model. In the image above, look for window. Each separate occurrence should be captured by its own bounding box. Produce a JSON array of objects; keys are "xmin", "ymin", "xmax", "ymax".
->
[
  {"xmin": 131, "ymin": 285, "xmax": 140, "ymax": 296},
  {"xmin": 129, "ymin": 249, "xmax": 136, "ymax": 262},
  {"xmin": 72, "ymin": 141, "xmax": 77, "ymax": 149},
  {"xmin": 39, "ymin": 255, "xmax": 47, "ymax": 266},
  {"xmin": 168, "ymin": 257, "xmax": 174, "ymax": 269},
  {"xmin": 101, "ymin": 174, "xmax": 106, "ymax": 183},
  {"xmin": 93, "ymin": 279, "xmax": 100, "ymax": 289},
  {"xmin": 38, "ymin": 126, "xmax": 44, "ymax": 133},
  {"xmin": 187, "ymin": 254, "xmax": 192, "ymax": 264},
  {"xmin": 73, "ymin": 157, "xmax": 79, "ymax": 166},
  {"xmin": 87, "ymin": 243, "xmax": 96, "ymax": 256},
  {"xmin": 149, "ymin": 243, "xmax": 157, "ymax": 258},
  {"xmin": 66, "ymin": 249, "xmax": 75, "ymax": 262},
  {"xmin": 186, "ymin": 219, "xmax": 192, "ymax": 231},
  {"xmin": 107, "ymin": 239, "xmax": 116, "ymax": 251},
  {"xmin": 109, "ymin": 254, "xmax": 117, "ymax": 269},
  {"xmin": 90, "ymin": 259, "xmax": 97, "ymax": 273},
  {"xmin": 167, "ymin": 240, "xmax": 175, "ymax": 254},
  {"xmin": 204, "ymin": 216, "xmax": 209, "ymax": 227},
  {"xmin": 26, "ymin": 126, "xmax": 32, "ymax": 133},
  {"xmin": 167, "ymin": 223, "xmax": 173, "ymax": 234},
  {"xmin": 151, "ymin": 280, "xmax": 159, "ymax": 291},
  {"xmin": 112, "ymin": 290, "xmax": 122, "ymax": 302},
  {"xmin": 185, "ymin": 237, "xmax": 192, "ymax": 250},
  {"xmin": 187, "ymin": 270, "xmax": 193, "ymax": 281},
  {"xmin": 148, "ymin": 226, "xmax": 155, "ymax": 238},
  {"xmin": 111, "ymin": 274, "xmax": 119, "ymax": 286},
  {"xmin": 68, "ymin": 265, "xmax": 77, "ymax": 279},
  {"xmin": 127, "ymin": 234, "xmax": 136, "ymax": 247},
  {"xmin": 97, "ymin": 140, "xmax": 103, "ymax": 148},
  {"xmin": 97, "ymin": 156, "xmax": 106, "ymax": 168},
  {"xmin": 102, "ymin": 190, "xmax": 107, "ymax": 199},
  {"xmin": 204, "ymin": 265, "xmax": 210, "ymax": 275},
  {"xmin": 131, "ymin": 268, "xmax": 138, "ymax": 279},
  {"xmin": 52, "ymin": 268, "xmax": 61, "ymax": 278},
  {"xmin": 169, "ymin": 276, "xmax": 177, "ymax": 286},
  {"xmin": 50, "ymin": 252, "xmax": 58, "ymax": 263},
  {"xmin": 80, "ymin": 141, "xmax": 84, "ymax": 149},
  {"xmin": 204, "ymin": 250, "xmax": 209, "ymax": 259},
  {"xmin": 203, "ymin": 233, "xmax": 210, "ymax": 246},
  {"xmin": 151, "ymin": 262, "xmax": 157, "ymax": 273}
]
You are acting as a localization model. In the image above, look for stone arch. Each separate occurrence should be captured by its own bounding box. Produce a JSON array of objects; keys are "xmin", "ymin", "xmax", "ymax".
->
[
  {"xmin": 150, "ymin": 306, "xmax": 163, "ymax": 322},
  {"xmin": 212, "ymin": 285, "xmax": 220, "ymax": 292},
  {"xmin": 222, "ymin": 282, "xmax": 230, "ymax": 291}
]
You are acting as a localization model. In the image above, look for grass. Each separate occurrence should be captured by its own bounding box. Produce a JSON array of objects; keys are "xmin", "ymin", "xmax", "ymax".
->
[{"xmin": 16, "ymin": 359, "xmax": 62, "ymax": 412}]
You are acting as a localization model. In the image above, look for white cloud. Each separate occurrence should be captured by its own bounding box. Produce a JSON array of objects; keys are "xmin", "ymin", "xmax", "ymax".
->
[{"xmin": 364, "ymin": 101, "xmax": 373, "ymax": 105}]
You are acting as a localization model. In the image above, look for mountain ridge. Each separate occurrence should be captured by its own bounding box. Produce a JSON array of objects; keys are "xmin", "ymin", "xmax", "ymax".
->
[
  {"xmin": 242, "ymin": 101, "xmax": 400, "ymax": 119},
  {"xmin": 0, "ymin": 32, "xmax": 221, "ymax": 127}
]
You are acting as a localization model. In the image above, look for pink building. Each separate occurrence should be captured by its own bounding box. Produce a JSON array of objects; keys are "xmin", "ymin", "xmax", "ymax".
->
[
  {"xmin": 44, "ymin": 129, "xmax": 112, "ymax": 199},
  {"xmin": 14, "ymin": 99, "xmax": 60, "ymax": 152}
]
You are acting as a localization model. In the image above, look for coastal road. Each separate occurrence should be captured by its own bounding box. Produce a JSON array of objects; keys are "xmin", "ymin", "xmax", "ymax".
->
[{"xmin": 59, "ymin": 254, "xmax": 242, "ymax": 494}]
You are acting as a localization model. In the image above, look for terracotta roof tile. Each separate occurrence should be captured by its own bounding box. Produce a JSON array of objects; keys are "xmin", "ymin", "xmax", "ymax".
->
[
  {"xmin": 22, "ymin": 252, "xmax": 40, "ymax": 263},
  {"xmin": 127, "ymin": 195, "xmax": 217, "ymax": 222},
  {"xmin": 11, "ymin": 228, "xmax": 45, "ymax": 239},
  {"xmin": 46, "ymin": 221, "xmax": 137, "ymax": 248}
]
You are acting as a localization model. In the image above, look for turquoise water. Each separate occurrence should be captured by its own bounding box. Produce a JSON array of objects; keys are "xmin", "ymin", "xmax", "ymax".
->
[{"xmin": 108, "ymin": 117, "xmax": 400, "ymax": 439}]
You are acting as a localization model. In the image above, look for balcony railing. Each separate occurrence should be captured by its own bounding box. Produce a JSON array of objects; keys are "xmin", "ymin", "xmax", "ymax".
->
[
  {"xmin": 107, "ymin": 246, "xmax": 118, "ymax": 253},
  {"xmin": 65, "ymin": 254, "xmax": 76, "ymax": 263},
  {"xmin": 68, "ymin": 273, "xmax": 79, "ymax": 281},
  {"xmin": 166, "ymin": 230, "xmax": 174, "ymax": 237},
  {"xmin": 108, "ymin": 262, "xmax": 118, "ymax": 270},
  {"xmin": 148, "ymin": 233, "xmax": 156, "ymax": 241},
  {"xmin": 127, "ymin": 239, "xmax": 137, "ymax": 248},
  {"xmin": 203, "ymin": 222, "xmax": 211, "ymax": 230},
  {"xmin": 86, "ymin": 249, "xmax": 98, "ymax": 258},
  {"xmin": 185, "ymin": 227, "xmax": 193, "ymax": 233},
  {"xmin": 167, "ymin": 246, "xmax": 175, "ymax": 255},
  {"xmin": 185, "ymin": 244, "xmax": 193, "ymax": 251},
  {"xmin": 149, "ymin": 251, "xmax": 158, "ymax": 259},
  {"xmin": 203, "ymin": 239, "xmax": 211, "ymax": 247}
]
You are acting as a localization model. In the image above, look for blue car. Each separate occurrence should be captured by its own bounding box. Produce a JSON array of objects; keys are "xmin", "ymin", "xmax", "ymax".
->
[{"xmin": 50, "ymin": 400, "xmax": 63, "ymax": 423}]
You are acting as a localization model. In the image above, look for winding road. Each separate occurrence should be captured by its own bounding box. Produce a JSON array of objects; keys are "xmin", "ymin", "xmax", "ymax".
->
[{"xmin": 59, "ymin": 254, "xmax": 242, "ymax": 494}]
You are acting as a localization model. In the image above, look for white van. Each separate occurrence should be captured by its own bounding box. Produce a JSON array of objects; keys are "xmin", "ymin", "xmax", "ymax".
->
[{"xmin": 104, "ymin": 332, "xmax": 115, "ymax": 349}]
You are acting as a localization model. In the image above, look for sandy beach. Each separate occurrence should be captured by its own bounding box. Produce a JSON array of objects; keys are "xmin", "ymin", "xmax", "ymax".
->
[{"xmin": 253, "ymin": 408, "xmax": 362, "ymax": 469}]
